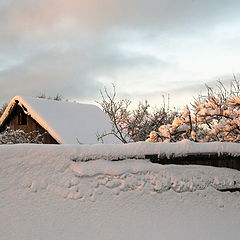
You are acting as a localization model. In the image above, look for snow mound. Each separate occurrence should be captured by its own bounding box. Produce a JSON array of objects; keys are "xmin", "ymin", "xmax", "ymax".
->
[
  {"xmin": 1, "ymin": 144, "xmax": 240, "ymax": 202},
  {"xmin": 69, "ymin": 139, "xmax": 240, "ymax": 161}
]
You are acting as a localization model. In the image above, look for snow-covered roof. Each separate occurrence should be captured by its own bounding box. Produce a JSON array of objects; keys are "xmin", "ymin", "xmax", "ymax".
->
[{"xmin": 0, "ymin": 96, "xmax": 119, "ymax": 144}]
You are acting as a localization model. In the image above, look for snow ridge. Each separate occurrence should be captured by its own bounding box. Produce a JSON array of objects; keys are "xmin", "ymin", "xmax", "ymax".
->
[
  {"xmin": 70, "ymin": 140, "xmax": 240, "ymax": 161},
  {"xmin": 1, "ymin": 144, "xmax": 240, "ymax": 202}
]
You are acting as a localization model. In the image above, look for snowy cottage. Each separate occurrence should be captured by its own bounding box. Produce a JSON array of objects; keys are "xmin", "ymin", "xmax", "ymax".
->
[{"xmin": 0, "ymin": 96, "xmax": 117, "ymax": 144}]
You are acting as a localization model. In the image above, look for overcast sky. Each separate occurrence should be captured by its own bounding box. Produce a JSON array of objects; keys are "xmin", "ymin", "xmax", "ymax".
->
[{"xmin": 1, "ymin": 0, "xmax": 240, "ymax": 108}]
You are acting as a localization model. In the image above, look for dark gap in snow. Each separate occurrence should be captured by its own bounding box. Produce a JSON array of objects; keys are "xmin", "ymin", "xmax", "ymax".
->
[
  {"xmin": 218, "ymin": 188, "xmax": 240, "ymax": 192},
  {"xmin": 146, "ymin": 153, "xmax": 240, "ymax": 171}
]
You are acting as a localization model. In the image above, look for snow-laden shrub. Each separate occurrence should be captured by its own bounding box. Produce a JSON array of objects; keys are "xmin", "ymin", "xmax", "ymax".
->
[
  {"xmin": 0, "ymin": 127, "xmax": 46, "ymax": 144},
  {"xmin": 146, "ymin": 78, "xmax": 240, "ymax": 143},
  {"xmin": 97, "ymin": 85, "xmax": 178, "ymax": 143}
]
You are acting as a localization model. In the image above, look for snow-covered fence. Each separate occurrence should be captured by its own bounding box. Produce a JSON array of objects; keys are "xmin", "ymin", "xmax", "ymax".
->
[
  {"xmin": 68, "ymin": 140, "xmax": 240, "ymax": 171},
  {"xmin": 146, "ymin": 152, "xmax": 240, "ymax": 171}
]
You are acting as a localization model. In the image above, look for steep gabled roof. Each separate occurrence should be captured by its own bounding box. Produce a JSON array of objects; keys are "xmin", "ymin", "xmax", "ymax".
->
[{"xmin": 0, "ymin": 96, "xmax": 119, "ymax": 144}]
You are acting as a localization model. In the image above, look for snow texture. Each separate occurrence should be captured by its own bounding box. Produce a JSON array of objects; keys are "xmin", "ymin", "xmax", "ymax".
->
[
  {"xmin": 1, "ymin": 143, "xmax": 240, "ymax": 200},
  {"xmin": 67, "ymin": 139, "xmax": 240, "ymax": 161},
  {"xmin": 1, "ymin": 144, "xmax": 240, "ymax": 239},
  {"xmin": 0, "ymin": 96, "xmax": 119, "ymax": 144}
]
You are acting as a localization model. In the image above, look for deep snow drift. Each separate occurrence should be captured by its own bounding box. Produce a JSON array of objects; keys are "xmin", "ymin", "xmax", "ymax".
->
[{"xmin": 1, "ymin": 143, "xmax": 240, "ymax": 240}]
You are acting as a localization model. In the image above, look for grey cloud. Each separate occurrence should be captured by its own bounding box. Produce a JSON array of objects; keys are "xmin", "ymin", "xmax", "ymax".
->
[
  {"xmin": 0, "ymin": 36, "xmax": 168, "ymax": 101},
  {"xmin": 1, "ymin": 0, "xmax": 240, "ymax": 41},
  {"xmin": 0, "ymin": 56, "xmax": 102, "ymax": 101},
  {"xmin": 0, "ymin": 0, "xmax": 239, "ymax": 54},
  {"xmin": 0, "ymin": 0, "xmax": 240, "ymax": 104},
  {"xmin": 0, "ymin": 0, "xmax": 238, "ymax": 72},
  {"xmin": 128, "ymin": 74, "xmax": 240, "ymax": 108},
  {"xmin": 170, "ymin": 73, "xmax": 240, "ymax": 102}
]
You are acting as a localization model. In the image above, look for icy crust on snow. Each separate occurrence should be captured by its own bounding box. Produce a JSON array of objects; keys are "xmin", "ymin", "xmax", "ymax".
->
[
  {"xmin": 1, "ymin": 144, "xmax": 240, "ymax": 201},
  {"xmin": 0, "ymin": 96, "xmax": 119, "ymax": 144},
  {"xmin": 70, "ymin": 139, "xmax": 240, "ymax": 161}
]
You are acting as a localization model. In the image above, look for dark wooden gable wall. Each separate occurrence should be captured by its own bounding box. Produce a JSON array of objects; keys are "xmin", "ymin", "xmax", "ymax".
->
[{"xmin": 1, "ymin": 104, "xmax": 58, "ymax": 144}]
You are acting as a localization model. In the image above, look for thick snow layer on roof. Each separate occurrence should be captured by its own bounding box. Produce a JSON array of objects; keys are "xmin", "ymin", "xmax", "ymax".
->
[{"xmin": 0, "ymin": 96, "xmax": 119, "ymax": 144}]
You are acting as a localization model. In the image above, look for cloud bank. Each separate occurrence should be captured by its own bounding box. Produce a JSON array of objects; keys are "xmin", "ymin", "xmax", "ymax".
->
[{"xmin": 0, "ymin": 0, "xmax": 240, "ymax": 106}]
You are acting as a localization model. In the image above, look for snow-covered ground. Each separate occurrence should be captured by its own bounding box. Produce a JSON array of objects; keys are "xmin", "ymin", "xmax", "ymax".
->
[{"xmin": 1, "ymin": 143, "xmax": 240, "ymax": 240}]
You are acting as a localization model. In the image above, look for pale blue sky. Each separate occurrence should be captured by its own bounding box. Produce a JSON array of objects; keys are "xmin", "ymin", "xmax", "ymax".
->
[{"xmin": 0, "ymin": 0, "xmax": 240, "ymax": 108}]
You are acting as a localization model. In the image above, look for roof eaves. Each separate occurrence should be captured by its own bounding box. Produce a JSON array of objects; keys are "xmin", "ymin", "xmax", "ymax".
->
[{"xmin": 0, "ymin": 96, "xmax": 63, "ymax": 144}]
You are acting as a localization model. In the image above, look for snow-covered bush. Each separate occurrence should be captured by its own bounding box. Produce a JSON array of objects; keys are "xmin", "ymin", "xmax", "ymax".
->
[
  {"xmin": 0, "ymin": 127, "xmax": 46, "ymax": 144},
  {"xmin": 146, "ymin": 78, "xmax": 240, "ymax": 143},
  {"xmin": 36, "ymin": 93, "xmax": 63, "ymax": 101},
  {"xmin": 97, "ymin": 85, "xmax": 178, "ymax": 143}
]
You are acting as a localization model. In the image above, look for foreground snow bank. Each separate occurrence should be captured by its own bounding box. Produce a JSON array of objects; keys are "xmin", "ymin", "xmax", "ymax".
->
[
  {"xmin": 1, "ymin": 144, "xmax": 240, "ymax": 240},
  {"xmin": 1, "ymin": 144, "xmax": 240, "ymax": 201}
]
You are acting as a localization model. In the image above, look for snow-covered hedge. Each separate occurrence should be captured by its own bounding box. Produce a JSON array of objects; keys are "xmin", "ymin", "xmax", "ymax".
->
[{"xmin": 0, "ymin": 127, "xmax": 46, "ymax": 144}]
